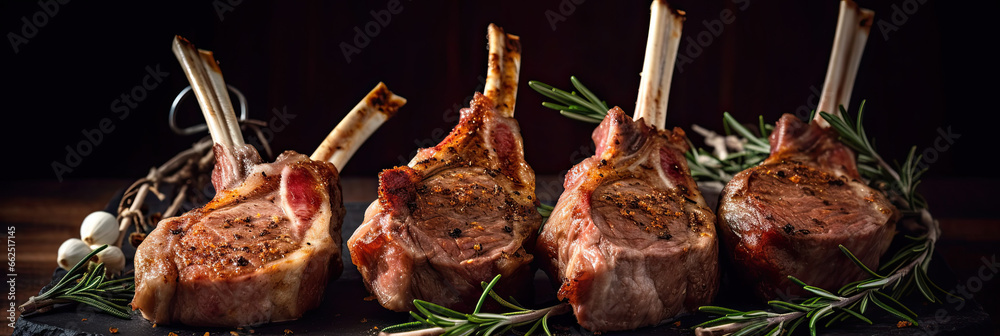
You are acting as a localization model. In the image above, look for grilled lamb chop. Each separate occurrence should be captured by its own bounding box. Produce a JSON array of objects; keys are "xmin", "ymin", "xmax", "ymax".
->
[
  {"xmin": 717, "ymin": 0, "xmax": 899, "ymax": 300},
  {"xmin": 535, "ymin": 2, "xmax": 719, "ymax": 331},
  {"xmin": 347, "ymin": 24, "xmax": 541, "ymax": 312},
  {"xmin": 132, "ymin": 36, "xmax": 406, "ymax": 326}
]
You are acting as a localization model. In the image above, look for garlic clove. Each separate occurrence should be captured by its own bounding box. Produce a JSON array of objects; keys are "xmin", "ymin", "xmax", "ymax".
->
[
  {"xmin": 90, "ymin": 245, "xmax": 126, "ymax": 277},
  {"xmin": 58, "ymin": 238, "xmax": 93, "ymax": 271},
  {"xmin": 80, "ymin": 211, "xmax": 119, "ymax": 246}
]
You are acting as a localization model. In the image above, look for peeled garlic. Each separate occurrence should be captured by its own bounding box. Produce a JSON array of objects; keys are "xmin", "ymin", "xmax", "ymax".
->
[
  {"xmin": 80, "ymin": 211, "xmax": 119, "ymax": 246},
  {"xmin": 57, "ymin": 238, "xmax": 92, "ymax": 271},
  {"xmin": 90, "ymin": 245, "xmax": 126, "ymax": 277}
]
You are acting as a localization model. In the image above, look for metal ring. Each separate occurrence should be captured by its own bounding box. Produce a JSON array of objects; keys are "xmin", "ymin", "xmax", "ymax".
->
[{"xmin": 169, "ymin": 85, "xmax": 249, "ymax": 136}]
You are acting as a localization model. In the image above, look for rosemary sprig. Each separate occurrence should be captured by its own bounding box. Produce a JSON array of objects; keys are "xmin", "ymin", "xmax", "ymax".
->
[
  {"xmin": 820, "ymin": 102, "xmax": 927, "ymax": 210},
  {"xmin": 380, "ymin": 274, "xmax": 570, "ymax": 336},
  {"xmin": 528, "ymin": 77, "xmax": 610, "ymax": 124},
  {"xmin": 528, "ymin": 77, "xmax": 771, "ymax": 183},
  {"xmin": 19, "ymin": 245, "xmax": 135, "ymax": 319},
  {"xmin": 695, "ymin": 234, "xmax": 942, "ymax": 335},
  {"xmin": 694, "ymin": 104, "xmax": 946, "ymax": 336}
]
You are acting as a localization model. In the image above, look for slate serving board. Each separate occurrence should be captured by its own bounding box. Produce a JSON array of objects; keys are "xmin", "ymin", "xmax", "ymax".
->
[{"xmin": 14, "ymin": 191, "xmax": 992, "ymax": 335}]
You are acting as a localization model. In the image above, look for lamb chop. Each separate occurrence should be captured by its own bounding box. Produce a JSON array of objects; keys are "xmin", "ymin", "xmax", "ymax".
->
[
  {"xmin": 717, "ymin": 0, "xmax": 899, "ymax": 300},
  {"xmin": 535, "ymin": 2, "xmax": 719, "ymax": 331},
  {"xmin": 347, "ymin": 24, "xmax": 542, "ymax": 312},
  {"xmin": 131, "ymin": 36, "xmax": 406, "ymax": 326}
]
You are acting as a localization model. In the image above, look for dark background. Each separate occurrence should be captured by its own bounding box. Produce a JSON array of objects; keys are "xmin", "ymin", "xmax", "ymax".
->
[
  {"xmin": 0, "ymin": 0, "xmax": 994, "ymax": 200},
  {"xmin": 2, "ymin": 1, "xmax": 999, "ymax": 333}
]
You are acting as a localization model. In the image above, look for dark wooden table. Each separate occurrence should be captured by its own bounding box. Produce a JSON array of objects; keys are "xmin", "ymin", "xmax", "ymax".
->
[{"xmin": 1, "ymin": 177, "xmax": 997, "ymax": 335}]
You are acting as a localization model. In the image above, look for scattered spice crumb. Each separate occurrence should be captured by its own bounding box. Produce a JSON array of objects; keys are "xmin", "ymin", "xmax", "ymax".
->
[
  {"xmin": 897, "ymin": 321, "xmax": 913, "ymax": 328},
  {"xmin": 360, "ymin": 318, "xmax": 368, "ymax": 323},
  {"xmin": 363, "ymin": 295, "xmax": 376, "ymax": 301},
  {"xmin": 81, "ymin": 318, "xmax": 87, "ymax": 321},
  {"xmin": 204, "ymin": 333, "xmax": 210, "ymax": 336},
  {"xmin": 673, "ymin": 321, "xmax": 681, "ymax": 327},
  {"xmin": 284, "ymin": 329, "xmax": 294, "ymax": 335},
  {"xmin": 109, "ymin": 327, "xmax": 119, "ymax": 334},
  {"xmin": 374, "ymin": 326, "xmax": 379, "ymax": 330},
  {"xmin": 231, "ymin": 332, "xmax": 240, "ymax": 336},
  {"xmin": 168, "ymin": 333, "xmax": 178, "ymax": 336},
  {"xmin": 152, "ymin": 324, "xmax": 157, "ymax": 328}
]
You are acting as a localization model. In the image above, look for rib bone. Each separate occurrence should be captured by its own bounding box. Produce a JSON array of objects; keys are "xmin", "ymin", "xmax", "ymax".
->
[
  {"xmin": 634, "ymin": 0, "xmax": 685, "ymax": 129},
  {"xmin": 197, "ymin": 50, "xmax": 244, "ymax": 147},
  {"xmin": 814, "ymin": 0, "xmax": 874, "ymax": 127},
  {"xmin": 483, "ymin": 23, "xmax": 521, "ymax": 118},
  {"xmin": 310, "ymin": 82, "xmax": 407, "ymax": 170},
  {"xmin": 171, "ymin": 36, "xmax": 246, "ymax": 149}
]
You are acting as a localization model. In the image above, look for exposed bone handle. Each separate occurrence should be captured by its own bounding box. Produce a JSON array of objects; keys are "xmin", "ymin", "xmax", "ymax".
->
[
  {"xmin": 815, "ymin": 0, "xmax": 875, "ymax": 127},
  {"xmin": 171, "ymin": 36, "xmax": 245, "ymax": 148},
  {"xmin": 197, "ymin": 50, "xmax": 244, "ymax": 147},
  {"xmin": 311, "ymin": 82, "xmax": 406, "ymax": 171},
  {"xmin": 483, "ymin": 24, "xmax": 522, "ymax": 118},
  {"xmin": 634, "ymin": 0, "xmax": 685, "ymax": 129}
]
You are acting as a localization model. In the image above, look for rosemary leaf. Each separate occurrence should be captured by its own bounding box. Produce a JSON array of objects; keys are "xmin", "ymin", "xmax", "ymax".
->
[
  {"xmin": 873, "ymin": 290, "xmax": 919, "ymax": 321},
  {"xmin": 732, "ymin": 321, "xmax": 768, "ymax": 336},
  {"xmin": 868, "ymin": 292, "xmax": 918, "ymax": 325},
  {"xmin": 723, "ymin": 112, "xmax": 769, "ymax": 148},
  {"xmin": 380, "ymin": 321, "xmax": 427, "ymax": 334},
  {"xmin": 836, "ymin": 306, "xmax": 873, "ymax": 324},
  {"xmin": 570, "ymin": 76, "xmax": 608, "ymax": 112},
  {"xmin": 764, "ymin": 321, "xmax": 784, "ymax": 336},
  {"xmin": 381, "ymin": 275, "xmax": 569, "ymax": 336},
  {"xmin": 838, "ymin": 245, "xmax": 885, "ymax": 279},
  {"xmin": 785, "ymin": 317, "xmax": 806, "ymax": 335},
  {"xmin": 541, "ymin": 311, "xmax": 552, "ymax": 336},
  {"xmin": 913, "ymin": 267, "xmax": 939, "ymax": 303},
  {"xmin": 523, "ymin": 318, "xmax": 543, "ymax": 336},
  {"xmin": 768, "ymin": 301, "xmax": 810, "ymax": 313},
  {"xmin": 698, "ymin": 306, "xmax": 743, "ymax": 315},
  {"xmin": 559, "ymin": 110, "xmax": 603, "ymax": 123}
]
